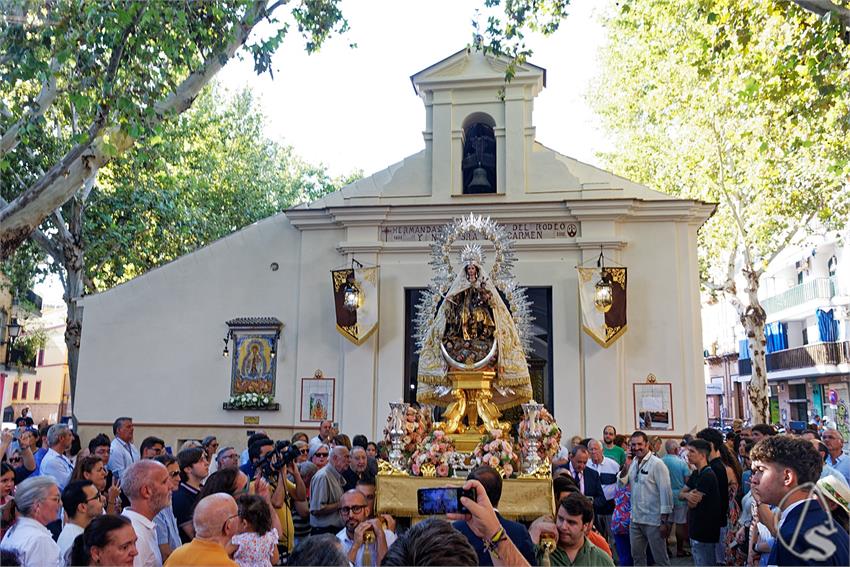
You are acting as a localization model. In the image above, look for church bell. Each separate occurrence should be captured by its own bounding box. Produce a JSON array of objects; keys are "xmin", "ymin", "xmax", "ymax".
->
[{"xmin": 467, "ymin": 166, "xmax": 491, "ymax": 191}]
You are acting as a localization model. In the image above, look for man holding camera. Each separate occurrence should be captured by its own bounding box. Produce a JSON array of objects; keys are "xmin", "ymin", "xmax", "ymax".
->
[
  {"xmin": 250, "ymin": 440, "xmax": 308, "ymax": 555},
  {"xmin": 336, "ymin": 490, "xmax": 396, "ymax": 566}
]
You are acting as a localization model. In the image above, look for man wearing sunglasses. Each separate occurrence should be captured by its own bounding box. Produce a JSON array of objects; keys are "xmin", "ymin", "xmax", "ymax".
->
[
  {"xmin": 57, "ymin": 480, "xmax": 104, "ymax": 559},
  {"xmin": 309, "ymin": 446, "xmax": 350, "ymax": 536},
  {"xmin": 336, "ymin": 490, "xmax": 396, "ymax": 566}
]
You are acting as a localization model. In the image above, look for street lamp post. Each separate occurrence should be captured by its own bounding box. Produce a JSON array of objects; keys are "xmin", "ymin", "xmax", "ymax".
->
[{"xmin": 3, "ymin": 317, "xmax": 22, "ymax": 367}]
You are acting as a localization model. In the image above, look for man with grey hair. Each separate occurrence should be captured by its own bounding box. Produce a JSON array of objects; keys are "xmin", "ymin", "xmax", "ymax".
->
[
  {"xmin": 38, "ymin": 423, "xmax": 74, "ymax": 490},
  {"xmin": 109, "ymin": 416, "xmax": 140, "ymax": 478},
  {"xmin": 121, "ymin": 460, "xmax": 172, "ymax": 567},
  {"xmin": 213, "ymin": 446, "xmax": 239, "ymax": 473},
  {"xmin": 309, "ymin": 445, "xmax": 349, "ymax": 535},
  {"xmin": 0, "ymin": 476, "xmax": 63, "ymax": 566},
  {"xmin": 823, "ymin": 427, "xmax": 850, "ymax": 484},
  {"xmin": 586, "ymin": 438, "xmax": 620, "ymax": 539},
  {"xmin": 163, "ymin": 493, "xmax": 239, "ymax": 566},
  {"xmin": 343, "ymin": 446, "xmax": 372, "ymax": 491}
]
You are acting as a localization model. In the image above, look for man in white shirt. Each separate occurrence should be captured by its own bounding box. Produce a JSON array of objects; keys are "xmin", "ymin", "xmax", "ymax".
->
[
  {"xmin": 109, "ymin": 416, "xmax": 141, "ymax": 478},
  {"xmin": 57, "ymin": 480, "xmax": 104, "ymax": 559},
  {"xmin": 0, "ymin": 476, "xmax": 63, "ymax": 567},
  {"xmin": 121, "ymin": 460, "xmax": 172, "ymax": 567},
  {"xmin": 310, "ymin": 420, "xmax": 335, "ymax": 451},
  {"xmin": 617, "ymin": 430, "xmax": 673, "ymax": 566},
  {"xmin": 587, "ymin": 438, "xmax": 620, "ymax": 538},
  {"xmin": 336, "ymin": 490, "xmax": 396, "ymax": 566},
  {"xmin": 38, "ymin": 423, "xmax": 75, "ymax": 490}
]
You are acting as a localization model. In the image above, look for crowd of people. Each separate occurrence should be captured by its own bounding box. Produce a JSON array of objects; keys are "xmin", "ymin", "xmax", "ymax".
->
[{"xmin": 0, "ymin": 415, "xmax": 848, "ymax": 566}]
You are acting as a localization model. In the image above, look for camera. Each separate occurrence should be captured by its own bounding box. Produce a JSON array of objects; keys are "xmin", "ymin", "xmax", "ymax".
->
[{"xmin": 257, "ymin": 440, "xmax": 301, "ymax": 478}]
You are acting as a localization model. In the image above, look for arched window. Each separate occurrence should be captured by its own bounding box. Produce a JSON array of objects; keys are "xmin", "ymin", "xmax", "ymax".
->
[{"xmin": 461, "ymin": 115, "xmax": 496, "ymax": 194}]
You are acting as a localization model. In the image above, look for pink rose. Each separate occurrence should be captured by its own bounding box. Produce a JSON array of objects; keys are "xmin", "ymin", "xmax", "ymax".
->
[
  {"xmin": 436, "ymin": 463, "xmax": 449, "ymax": 477},
  {"xmin": 503, "ymin": 463, "xmax": 513, "ymax": 477},
  {"xmin": 412, "ymin": 462, "xmax": 420, "ymax": 475},
  {"xmin": 489, "ymin": 455, "xmax": 499, "ymax": 467},
  {"xmin": 434, "ymin": 430, "xmax": 444, "ymax": 439},
  {"xmin": 492, "ymin": 430, "xmax": 502, "ymax": 439}
]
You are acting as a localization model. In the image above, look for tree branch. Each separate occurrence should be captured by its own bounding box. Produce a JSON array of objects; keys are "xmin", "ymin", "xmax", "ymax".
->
[
  {"xmin": 760, "ymin": 210, "xmax": 817, "ymax": 274},
  {"xmin": 792, "ymin": 0, "xmax": 850, "ymax": 28},
  {"xmin": 0, "ymin": 194, "xmax": 62, "ymax": 261},
  {"xmin": 0, "ymin": 59, "xmax": 60, "ymax": 156},
  {"xmin": 50, "ymin": 209, "xmax": 73, "ymax": 247},
  {"xmin": 1, "ymin": 0, "xmax": 269, "ymax": 259}
]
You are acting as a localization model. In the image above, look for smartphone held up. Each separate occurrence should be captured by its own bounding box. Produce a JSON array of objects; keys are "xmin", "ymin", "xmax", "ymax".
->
[{"xmin": 417, "ymin": 486, "xmax": 475, "ymax": 516}]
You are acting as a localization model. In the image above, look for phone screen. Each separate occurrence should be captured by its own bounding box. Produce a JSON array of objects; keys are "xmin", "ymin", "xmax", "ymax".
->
[{"xmin": 417, "ymin": 487, "xmax": 473, "ymax": 515}]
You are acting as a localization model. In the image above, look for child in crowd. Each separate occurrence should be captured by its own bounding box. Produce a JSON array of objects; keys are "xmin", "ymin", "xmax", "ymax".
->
[{"xmin": 228, "ymin": 493, "xmax": 279, "ymax": 567}]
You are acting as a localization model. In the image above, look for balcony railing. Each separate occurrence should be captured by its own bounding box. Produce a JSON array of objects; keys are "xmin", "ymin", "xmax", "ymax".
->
[
  {"xmin": 761, "ymin": 277, "xmax": 835, "ymax": 315},
  {"xmin": 738, "ymin": 340, "xmax": 850, "ymax": 376}
]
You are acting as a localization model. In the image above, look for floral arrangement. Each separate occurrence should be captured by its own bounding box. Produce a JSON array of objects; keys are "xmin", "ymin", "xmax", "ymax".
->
[
  {"xmin": 410, "ymin": 430, "xmax": 456, "ymax": 477},
  {"xmin": 473, "ymin": 430, "xmax": 521, "ymax": 478},
  {"xmin": 227, "ymin": 393, "xmax": 275, "ymax": 409},
  {"xmin": 518, "ymin": 407, "xmax": 562, "ymax": 461},
  {"xmin": 383, "ymin": 405, "xmax": 427, "ymax": 462}
]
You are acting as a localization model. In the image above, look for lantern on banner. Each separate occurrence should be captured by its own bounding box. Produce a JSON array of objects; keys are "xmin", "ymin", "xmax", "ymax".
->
[
  {"xmin": 331, "ymin": 259, "xmax": 379, "ymax": 345},
  {"xmin": 577, "ymin": 250, "xmax": 628, "ymax": 348}
]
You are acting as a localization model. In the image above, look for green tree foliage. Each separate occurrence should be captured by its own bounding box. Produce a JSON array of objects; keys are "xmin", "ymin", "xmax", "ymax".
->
[
  {"xmin": 84, "ymin": 84, "xmax": 359, "ymax": 291},
  {"xmin": 593, "ymin": 0, "xmax": 850, "ymax": 422}
]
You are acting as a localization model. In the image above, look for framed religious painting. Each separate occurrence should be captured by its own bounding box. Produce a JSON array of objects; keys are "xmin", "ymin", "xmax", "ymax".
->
[
  {"xmin": 633, "ymin": 381, "xmax": 674, "ymax": 431},
  {"xmin": 222, "ymin": 317, "xmax": 282, "ymax": 411},
  {"xmin": 301, "ymin": 370, "xmax": 335, "ymax": 422}
]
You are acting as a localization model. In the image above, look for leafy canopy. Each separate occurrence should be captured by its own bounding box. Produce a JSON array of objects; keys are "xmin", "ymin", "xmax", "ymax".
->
[{"xmin": 593, "ymin": 0, "xmax": 850, "ymax": 284}]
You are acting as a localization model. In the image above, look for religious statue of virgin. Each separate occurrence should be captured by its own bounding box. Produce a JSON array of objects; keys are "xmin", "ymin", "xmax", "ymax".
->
[{"xmin": 416, "ymin": 216, "xmax": 533, "ymax": 415}]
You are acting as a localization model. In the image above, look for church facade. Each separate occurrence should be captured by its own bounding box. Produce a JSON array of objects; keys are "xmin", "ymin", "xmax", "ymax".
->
[{"xmin": 75, "ymin": 50, "xmax": 715, "ymax": 448}]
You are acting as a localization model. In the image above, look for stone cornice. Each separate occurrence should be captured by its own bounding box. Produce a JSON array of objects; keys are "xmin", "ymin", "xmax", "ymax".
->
[
  {"xmin": 285, "ymin": 198, "xmax": 716, "ymax": 230},
  {"xmin": 336, "ymin": 237, "xmax": 628, "ymax": 256}
]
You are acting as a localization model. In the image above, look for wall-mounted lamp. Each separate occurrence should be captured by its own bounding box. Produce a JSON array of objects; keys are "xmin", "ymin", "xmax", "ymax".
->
[
  {"xmin": 593, "ymin": 250, "xmax": 614, "ymax": 313},
  {"xmin": 222, "ymin": 330, "xmax": 232, "ymax": 358},
  {"xmin": 343, "ymin": 259, "xmax": 364, "ymax": 312}
]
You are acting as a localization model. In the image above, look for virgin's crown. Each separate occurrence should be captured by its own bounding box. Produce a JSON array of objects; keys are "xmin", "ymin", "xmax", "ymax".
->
[{"xmin": 460, "ymin": 243, "xmax": 485, "ymax": 266}]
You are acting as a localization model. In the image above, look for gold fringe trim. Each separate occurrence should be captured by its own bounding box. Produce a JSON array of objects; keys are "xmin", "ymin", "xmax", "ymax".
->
[
  {"xmin": 582, "ymin": 323, "xmax": 628, "ymax": 348},
  {"xmin": 336, "ymin": 323, "xmax": 378, "ymax": 346}
]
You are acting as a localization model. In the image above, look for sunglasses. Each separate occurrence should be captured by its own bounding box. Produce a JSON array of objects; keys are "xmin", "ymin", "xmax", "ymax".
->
[{"xmin": 314, "ymin": 452, "xmax": 329, "ymax": 458}]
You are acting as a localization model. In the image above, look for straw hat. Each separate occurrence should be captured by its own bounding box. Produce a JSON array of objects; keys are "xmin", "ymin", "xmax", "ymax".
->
[{"xmin": 817, "ymin": 473, "xmax": 850, "ymax": 515}]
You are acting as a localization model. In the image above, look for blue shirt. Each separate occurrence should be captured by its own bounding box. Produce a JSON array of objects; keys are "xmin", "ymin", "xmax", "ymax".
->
[
  {"xmin": 154, "ymin": 505, "xmax": 181, "ymax": 551},
  {"xmin": 662, "ymin": 454, "xmax": 690, "ymax": 497},
  {"xmin": 827, "ymin": 452, "xmax": 850, "ymax": 486},
  {"xmin": 39, "ymin": 449, "xmax": 74, "ymax": 490}
]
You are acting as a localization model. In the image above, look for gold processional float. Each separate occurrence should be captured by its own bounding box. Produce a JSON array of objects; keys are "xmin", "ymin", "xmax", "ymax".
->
[{"xmin": 374, "ymin": 214, "xmax": 559, "ymax": 521}]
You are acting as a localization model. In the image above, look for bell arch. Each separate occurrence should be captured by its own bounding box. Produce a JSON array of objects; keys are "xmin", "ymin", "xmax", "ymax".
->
[{"xmin": 461, "ymin": 113, "xmax": 497, "ymax": 194}]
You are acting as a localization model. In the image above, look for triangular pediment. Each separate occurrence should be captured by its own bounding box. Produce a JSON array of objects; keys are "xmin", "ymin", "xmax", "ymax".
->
[{"xmin": 411, "ymin": 48, "xmax": 545, "ymax": 95}]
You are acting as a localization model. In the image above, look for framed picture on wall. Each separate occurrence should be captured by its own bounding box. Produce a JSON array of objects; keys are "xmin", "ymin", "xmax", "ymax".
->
[
  {"xmin": 301, "ymin": 371, "xmax": 335, "ymax": 422},
  {"xmin": 633, "ymin": 382, "xmax": 674, "ymax": 431}
]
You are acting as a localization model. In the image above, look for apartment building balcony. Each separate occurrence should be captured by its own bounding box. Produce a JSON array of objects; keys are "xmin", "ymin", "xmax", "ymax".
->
[
  {"xmin": 738, "ymin": 340, "xmax": 850, "ymax": 377},
  {"xmin": 762, "ymin": 277, "xmax": 836, "ymax": 321}
]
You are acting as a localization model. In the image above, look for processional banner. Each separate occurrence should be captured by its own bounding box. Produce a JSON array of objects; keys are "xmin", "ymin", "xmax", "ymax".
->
[
  {"xmin": 577, "ymin": 267, "xmax": 628, "ymax": 348},
  {"xmin": 331, "ymin": 266, "xmax": 379, "ymax": 345}
]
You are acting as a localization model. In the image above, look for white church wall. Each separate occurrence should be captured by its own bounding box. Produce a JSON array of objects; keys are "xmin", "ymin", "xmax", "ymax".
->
[{"xmin": 75, "ymin": 216, "xmax": 304, "ymax": 440}]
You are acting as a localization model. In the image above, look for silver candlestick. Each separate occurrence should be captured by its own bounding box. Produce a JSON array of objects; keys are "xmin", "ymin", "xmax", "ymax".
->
[
  {"xmin": 388, "ymin": 401, "xmax": 409, "ymax": 471},
  {"xmin": 521, "ymin": 400, "xmax": 544, "ymax": 474}
]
